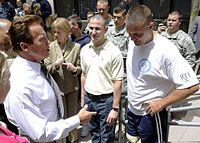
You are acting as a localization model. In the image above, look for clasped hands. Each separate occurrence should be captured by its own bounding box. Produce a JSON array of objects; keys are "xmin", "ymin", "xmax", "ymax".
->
[{"xmin": 54, "ymin": 56, "xmax": 77, "ymax": 72}]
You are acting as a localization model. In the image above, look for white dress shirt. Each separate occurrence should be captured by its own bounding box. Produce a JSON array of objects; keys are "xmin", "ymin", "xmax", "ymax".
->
[{"xmin": 4, "ymin": 55, "xmax": 80, "ymax": 142}]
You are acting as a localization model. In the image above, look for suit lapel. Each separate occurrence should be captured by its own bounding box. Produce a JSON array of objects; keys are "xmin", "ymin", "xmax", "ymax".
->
[{"xmin": 62, "ymin": 40, "xmax": 73, "ymax": 59}]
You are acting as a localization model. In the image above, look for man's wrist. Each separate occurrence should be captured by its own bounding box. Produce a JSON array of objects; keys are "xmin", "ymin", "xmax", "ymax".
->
[
  {"xmin": 112, "ymin": 107, "xmax": 119, "ymax": 112},
  {"xmin": 72, "ymin": 67, "xmax": 77, "ymax": 75}
]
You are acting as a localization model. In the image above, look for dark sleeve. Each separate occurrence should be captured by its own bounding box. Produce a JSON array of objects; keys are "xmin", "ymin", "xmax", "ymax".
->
[
  {"xmin": 31, "ymin": 1, "xmax": 34, "ymax": 10},
  {"xmin": 41, "ymin": 0, "xmax": 52, "ymax": 18},
  {"xmin": 8, "ymin": 2, "xmax": 15, "ymax": 21},
  {"xmin": 10, "ymin": 4, "xmax": 15, "ymax": 19},
  {"xmin": 85, "ymin": 37, "xmax": 91, "ymax": 46}
]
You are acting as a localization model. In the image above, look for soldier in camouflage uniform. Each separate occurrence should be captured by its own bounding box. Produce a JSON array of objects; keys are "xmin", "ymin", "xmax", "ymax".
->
[
  {"xmin": 107, "ymin": 6, "xmax": 129, "ymax": 93},
  {"xmin": 158, "ymin": 10, "xmax": 196, "ymax": 69}
]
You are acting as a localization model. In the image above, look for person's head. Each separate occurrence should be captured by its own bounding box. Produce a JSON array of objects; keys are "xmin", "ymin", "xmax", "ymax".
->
[
  {"xmin": 16, "ymin": 0, "xmax": 23, "ymax": 8},
  {"xmin": 96, "ymin": 0, "xmax": 110, "ymax": 19},
  {"xmin": 126, "ymin": 5, "xmax": 154, "ymax": 46},
  {"xmin": 0, "ymin": 19, "xmax": 12, "ymax": 51},
  {"xmin": 167, "ymin": 10, "xmax": 182, "ymax": 34},
  {"xmin": 23, "ymin": 3, "xmax": 32, "ymax": 15},
  {"xmin": 51, "ymin": 17, "xmax": 70, "ymax": 45},
  {"xmin": 87, "ymin": 11, "xmax": 94, "ymax": 21},
  {"xmin": 89, "ymin": 14, "xmax": 108, "ymax": 47},
  {"xmin": 113, "ymin": 6, "xmax": 127, "ymax": 29},
  {"xmin": 10, "ymin": 15, "xmax": 50, "ymax": 63},
  {"xmin": 0, "ymin": 53, "xmax": 10, "ymax": 103},
  {"xmin": 67, "ymin": 15, "xmax": 82, "ymax": 35}
]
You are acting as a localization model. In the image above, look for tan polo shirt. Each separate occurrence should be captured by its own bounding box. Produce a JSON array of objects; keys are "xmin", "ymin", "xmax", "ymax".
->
[{"xmin": 80, "ymin": 40, "xmax": 124, "ymax": 95}]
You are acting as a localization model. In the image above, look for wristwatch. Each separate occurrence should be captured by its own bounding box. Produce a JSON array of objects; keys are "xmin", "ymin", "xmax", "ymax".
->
[{"xmin": 112, "ymin": 107, "xmax": 119, "ymax": 112}]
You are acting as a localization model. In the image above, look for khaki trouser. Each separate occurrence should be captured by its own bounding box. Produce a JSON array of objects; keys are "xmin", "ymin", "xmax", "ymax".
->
[{"xmin": 62, "ymin": 90, "xmax": 78, "ymax": 142}]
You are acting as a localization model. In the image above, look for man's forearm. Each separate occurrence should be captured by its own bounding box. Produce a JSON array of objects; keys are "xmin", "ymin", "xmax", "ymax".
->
[
  {"xmin": 112, "ymin": 80, "xmax": 122, "ymax": 108},
  {"xmin": 161, "ymin": 84, "xmax": 199, "ymax": 108}
]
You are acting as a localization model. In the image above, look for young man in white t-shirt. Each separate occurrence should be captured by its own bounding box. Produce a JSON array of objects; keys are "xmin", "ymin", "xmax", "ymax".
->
[{"xmin": 125, "ymin": 5, "xmax": 199, "ymax": 143}]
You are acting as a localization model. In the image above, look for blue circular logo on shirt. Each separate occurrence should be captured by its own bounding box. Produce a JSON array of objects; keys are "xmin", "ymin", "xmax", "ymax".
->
[{"xmin": 138, "ymin": 58, "xmax": 151, "ymax": 73}]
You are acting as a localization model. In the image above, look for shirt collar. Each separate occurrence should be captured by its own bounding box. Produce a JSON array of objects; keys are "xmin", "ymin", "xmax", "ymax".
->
[
  {"xmin": 166, "ymin": 29, "xmax": 181, "ymax": 39},
  {"xmin": 89, "ymin": 40, "xmax": 108, "ymax": 50},
  {"xmin": 16, "ymin": 55, "xmax": 41, "ymax": 74},
  {"xmin": 114, "ymin": 25, "xmax": 126, "ymax": 34}
]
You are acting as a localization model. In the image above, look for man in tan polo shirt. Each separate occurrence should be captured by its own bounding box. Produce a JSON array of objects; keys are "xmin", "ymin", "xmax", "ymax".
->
[{"xmin": 80, "ymin": 14, "xmax": 124, "ymax": 143}]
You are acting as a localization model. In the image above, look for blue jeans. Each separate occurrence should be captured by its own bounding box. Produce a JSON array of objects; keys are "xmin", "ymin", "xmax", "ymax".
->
[{"xmin": 84, "ymin": 92, "xmax": 115, "ymax": 143}]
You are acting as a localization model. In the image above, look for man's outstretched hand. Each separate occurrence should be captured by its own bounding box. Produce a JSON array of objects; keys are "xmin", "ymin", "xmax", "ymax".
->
[{"xmin": 78, "ymin": 104, "xmax": 97, "ymax": 124}]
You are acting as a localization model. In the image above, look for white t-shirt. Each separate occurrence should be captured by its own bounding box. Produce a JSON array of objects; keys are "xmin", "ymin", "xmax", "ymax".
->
[{"xmin": 127, "ymin": 34, "xmax": 199, "ymax": 115}]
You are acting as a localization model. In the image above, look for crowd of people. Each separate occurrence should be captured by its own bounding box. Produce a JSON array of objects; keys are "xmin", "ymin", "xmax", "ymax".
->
[{"xmin": 0, "ymin": 0, "xmax": 199, "ymax": 143}]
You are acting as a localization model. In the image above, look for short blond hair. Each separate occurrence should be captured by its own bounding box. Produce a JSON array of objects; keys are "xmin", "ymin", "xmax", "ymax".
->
[
  {"xmin": 89, "ymin": 14, "xmax": 106, "ymax": 28},
  {"xmin": 126, "ymin": 5, "xmax": 153, "ymax": 27},
  {"xmin": 51, "ymin": 17, "xmax": 70, "ymax": 35}
]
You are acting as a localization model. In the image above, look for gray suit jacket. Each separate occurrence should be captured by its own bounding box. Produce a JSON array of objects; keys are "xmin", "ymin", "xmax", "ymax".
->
[{"xmin": 189, "ymin": 16, "xmax": 200, "ymax": 53}]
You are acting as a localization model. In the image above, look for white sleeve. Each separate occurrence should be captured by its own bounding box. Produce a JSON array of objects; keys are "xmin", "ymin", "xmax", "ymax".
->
[
  {"xmin": 166, "ymin": 54, "xmax": 198, "ymax": 89},
  {"xmin": 80, "ymin": 48, "xmax": 86, "ymax": 73},
  {"xmin": 4, "ymin": 89, "xmax": 80, "ymax": 142}
]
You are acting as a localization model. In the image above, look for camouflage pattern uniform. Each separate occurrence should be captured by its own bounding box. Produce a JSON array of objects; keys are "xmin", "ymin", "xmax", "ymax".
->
[
  {"xmin": 107, "ymin": 25, "xmax": 129, "ymax": 58},
  {"xmin": 107, "ymin": 25, "xmax": 129, "ymax": 93},
  {"xmin": 160, "ymin": 29, "xmax": 196, "ymax": 68}
]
